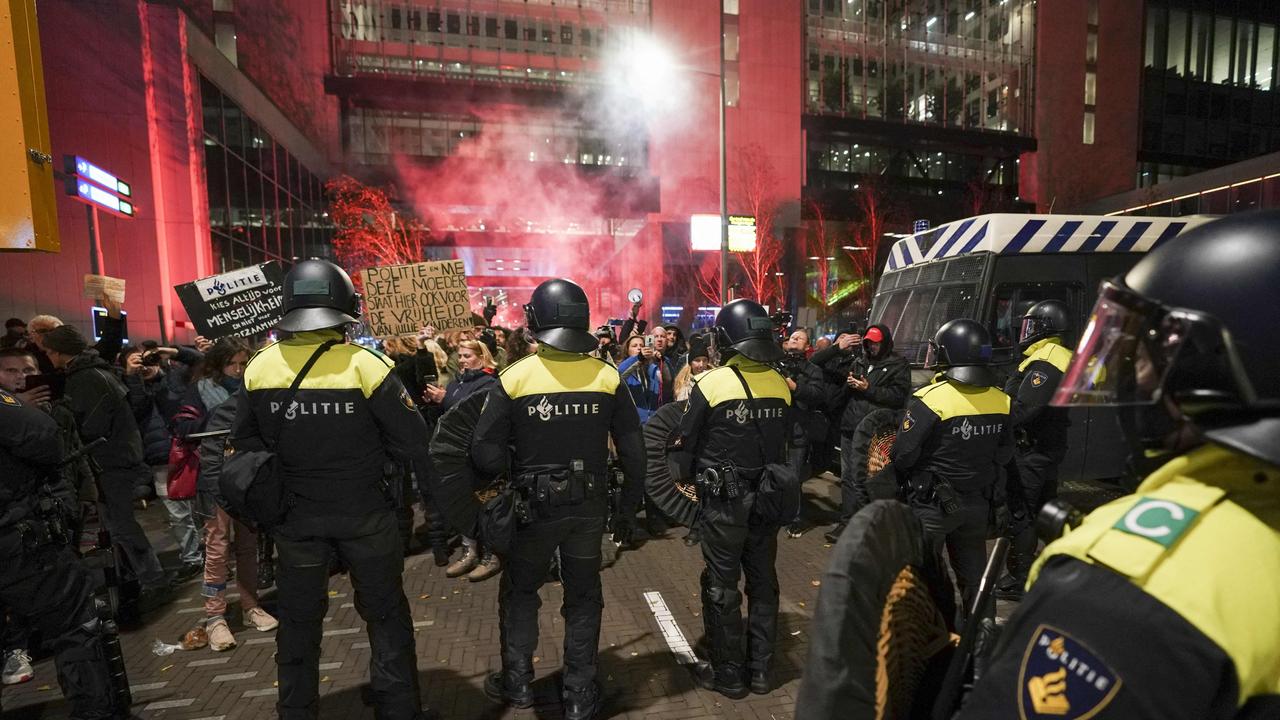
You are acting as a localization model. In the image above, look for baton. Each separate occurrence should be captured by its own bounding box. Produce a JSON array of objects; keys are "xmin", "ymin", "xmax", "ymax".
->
[
  {"xmin": 932, "ymin": 536, "xmax": 1011, "ymax": 720},
  {"xmin": 185, "ymin": 429, "xmax": 231, "ymax": 440},
  {"xmin": 58, "ymin": 437, "xmax": 106, "ymax": 467}
]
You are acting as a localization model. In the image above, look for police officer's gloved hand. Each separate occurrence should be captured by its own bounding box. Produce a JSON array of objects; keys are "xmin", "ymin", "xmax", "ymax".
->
[
  {"xmin": 992, "ymin": 503, "xmax": 1013, "ymax": 538},
  {"xmin": 612, "ymin": 513, "xmax": 637, "ymax": 548}
]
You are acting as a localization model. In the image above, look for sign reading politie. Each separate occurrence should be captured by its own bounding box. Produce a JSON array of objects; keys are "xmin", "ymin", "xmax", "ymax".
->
[
  {"xmin": 360, "ymin": 259, "xmax": 471, "ymax": 338},
  {"xmin": 175, "ymin": 262, "xmax": 286, "ymax": 339}
]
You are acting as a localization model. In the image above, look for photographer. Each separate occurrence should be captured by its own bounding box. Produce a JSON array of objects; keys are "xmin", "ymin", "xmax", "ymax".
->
[
  {"xmin": 617, "ymin": 332, "xmax": 671, "ymax": 423},
  {"xmin": 775, "ymin": 329, "xmax": 826, "ymax": 538},
  {"xmin": 822, "ymin": 324, "xmax": 911, "ymax": 543}
]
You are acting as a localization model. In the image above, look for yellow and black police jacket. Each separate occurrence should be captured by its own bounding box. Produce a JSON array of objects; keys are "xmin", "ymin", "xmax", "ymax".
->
[
  {"xmin": 471, "ymin": 346, "xmax": 645, "ymax": 518},
  {"xmin": 1004, "ymin": 337, "xmax": 1073, "ymax": 458},
  {"xmin": 959, "ymin": 443, "xmax": 1280, "ymax": 719},
  {"xmin": 674, "ymin": 355, "xmax": 791, "ymax": 478},
  {"xmin": 889, "ymin": 377, "xmax": 1013, "ymax": 494},
  {"xmin": 233, "ymin": 329, "xmax": 430, "ymax": 514}
]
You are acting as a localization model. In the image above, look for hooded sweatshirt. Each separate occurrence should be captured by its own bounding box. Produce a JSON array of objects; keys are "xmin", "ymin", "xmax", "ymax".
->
[{"xmin": 839, "ymin": 323, "xmax": 912, "ymax": 434}]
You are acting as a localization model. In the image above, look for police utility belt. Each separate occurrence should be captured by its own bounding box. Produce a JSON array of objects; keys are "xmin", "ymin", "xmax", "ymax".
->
[
  {"xmin": 696, "ymin": 463, "xmax": 759, "ymax": 502},
  {"xmin": 9, "ymin": 494, "xmax": 73, "ymax": 554},
  {"xmin": 906, "ymin": 472, "xmax": 962, "ymax": 516},
  {"xmin": 514, "ymin": 460, "xmax": 604, "ymax": 520}
]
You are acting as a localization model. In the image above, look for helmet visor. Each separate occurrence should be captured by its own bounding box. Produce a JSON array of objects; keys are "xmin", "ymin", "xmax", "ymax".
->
[
  {"xmin": 1019, "ymin": 316, "xmax": 1056, "ymax": 345},
  {"xmin": 923, "ymin": 340, "xmax": 943, "ymax": 370},
  {"xmin": 1051, "ymin": 281, "xmax": 1253, "ymax": 409}
]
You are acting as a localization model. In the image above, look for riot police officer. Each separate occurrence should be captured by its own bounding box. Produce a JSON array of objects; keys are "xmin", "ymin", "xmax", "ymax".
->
[
  {"xmin": 887, "ymin": 319, "xmax": 1013, "ymax": 615},
  {"xmin": 674, "ymin": 299, "xmax": 792, "ymax": 699},
  {"xmin": 0, "ymin": 388, "xmax": 121, "ymax": 719},
  {"xmin": 232, "ymin": 260, "xmax": 433, "ymax": 720},
  {"xmin": 996, "ymin": 299, "xmax": 1073, "ymax": 599},
  {"xmin": 958, "ymin": 212, "xmax": 1280, "ymax": 719},
  {"xmin": 473, "ymin": 278, "xmax": 644, "ymax": 720}
]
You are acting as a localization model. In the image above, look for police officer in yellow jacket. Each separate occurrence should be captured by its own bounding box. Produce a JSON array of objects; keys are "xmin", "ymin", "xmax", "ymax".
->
[
  {"xmin": 233, "ymin": 260, "xmax": 433, "ymax": 720},
  {"xmin": 674, "ymin": 299, "xmax": 792, "ymax": 700},
  {"xmin": 959, "ymin": 211, "xmax": 1280, "ymax": 719},
  {"xmin": 888, "ymin": 319, "xmax": 1013, "ymax": 616},
  {"xmin": 473, "ymin": 279, "xmax": 644, "ymax": 720},
  {"xmin": 997, "ymin": 299, "xmax": 1074, "ymax": 598}
]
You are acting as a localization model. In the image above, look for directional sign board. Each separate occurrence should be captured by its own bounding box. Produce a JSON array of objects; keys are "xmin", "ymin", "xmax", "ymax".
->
[{"xmin": 66, "ymin": 155, "xmax": 131, "ymax": 197}]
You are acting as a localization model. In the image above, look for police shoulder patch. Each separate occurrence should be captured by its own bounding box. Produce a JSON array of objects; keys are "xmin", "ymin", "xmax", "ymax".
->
[
  {"xmin": 1030, "ymin": 370, "xmax": 1048, "ymax": 387},
  {"xmin": 1018, "ymin": 624, "xmax": 1121, "ymax": 720},
  {"xmin": 901, "ymin": 411, "xmax": 915, "ymax": 431},
  {"xmin": 0, "ymin": 389, "xmax": 19, "ymax": 407},
  {"xmin": 400, "ymin": 388, "xmax": 417, "ymax": 410}
]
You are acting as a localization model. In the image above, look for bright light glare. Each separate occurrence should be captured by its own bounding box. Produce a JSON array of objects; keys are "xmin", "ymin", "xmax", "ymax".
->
[{"xmin": 611, "ymin": 34, "xmax": 679, "ymax": 98}]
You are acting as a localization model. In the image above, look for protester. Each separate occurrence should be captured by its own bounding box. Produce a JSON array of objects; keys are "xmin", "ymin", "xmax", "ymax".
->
[
  {"xmin": 776, "ymin": 329, "xmax": 827, "ymax": 538},
  {"xmin": 41, "ymin": 325, "xmax": 173, "ymax": 613},
  {"xmin": 25, "ymin": 314, "xmax": 62, "ymax": 374},
  {"xmin": 618, "ymin": 332, "xmax": 674, "ymax": 423},
  {"xmin": 424, "ymin": 339, "xmax": 501, "ymax": 582},
  {"xmin": 173, "ymin": 337, "xmax": 275, "ymax": 651},
  {"xmin": 120, "ymin": 345, "xmax": 203, "ymax": 580},
  {"xmin": 0, "ymin": 318, "xmax": 26, "ymax": 350}
]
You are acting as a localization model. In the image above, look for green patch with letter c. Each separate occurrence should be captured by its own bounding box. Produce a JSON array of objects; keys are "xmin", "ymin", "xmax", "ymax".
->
[{"xmin": 1112, "ymin": 498, "xmax": 1199, "ymax": 548}]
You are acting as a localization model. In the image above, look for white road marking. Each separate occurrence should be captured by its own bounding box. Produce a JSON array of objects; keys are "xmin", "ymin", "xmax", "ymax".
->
[
  {"xmin": 318, "ymin": 662, "xmax": 343, "ymax": 670},
  {"xmin": 144, "ymin": 699, "xmax": 196, "ymax": 710},
  {"xmin": 211, "ymin": 671, "xmax": 257, "ymax": 682},
  {"xmin": 131, "ymin": 681, "xmax": 168, "ymax": 691},
  {"xmin": 241, "ymin": 688, "xmax": 278, "ymax": 698},
  {"xmin": 642, "ymin": 590, "xmax": 698, "ymax": 665},
  {"xmin": 188, "ymin": 657, "xmax": 231, "ymax": 667}
]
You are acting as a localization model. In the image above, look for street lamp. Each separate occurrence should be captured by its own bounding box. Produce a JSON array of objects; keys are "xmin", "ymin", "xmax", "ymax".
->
[{"xmin": 612, "ymin": 6, "xmax": 730, "ymax": 304}]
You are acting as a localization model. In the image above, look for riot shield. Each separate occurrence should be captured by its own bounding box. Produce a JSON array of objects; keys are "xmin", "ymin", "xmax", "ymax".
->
[
  {"xmin": 796, "ymin": 500, "xmax": 955, "ymax": 720},
  {"xmin": 851, "ymin": 408, "xmax": 902, "ymax": 501},
  {"xmin": 642, "ymin": 403, "xmax": 699, "ymax": 528}
]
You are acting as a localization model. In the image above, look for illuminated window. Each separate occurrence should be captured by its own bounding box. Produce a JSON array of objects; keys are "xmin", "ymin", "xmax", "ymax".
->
[
  {"xmin": 725, "ymin": 68, "xmax": 740, "ymax": 107},
  {"xmin": 1084, "ymin": 71, "xmax": 1096, "ymax": 105},
  {"xmin": 1087, "ymin": 31, "xmax": 1098, "ymax": 63},
  {"xmin": 724, "ymin": 23, "xmax": 739, "ymax": 62},
  {"xmin": 1083, "ymin": 111, "xmax": 1095, "ymax": 144}
]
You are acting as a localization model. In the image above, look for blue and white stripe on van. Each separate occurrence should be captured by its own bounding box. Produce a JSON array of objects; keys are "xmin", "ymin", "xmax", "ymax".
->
[{"xmin": 884, "ymin": 213, "xmax": 1212, "ymax": 272}]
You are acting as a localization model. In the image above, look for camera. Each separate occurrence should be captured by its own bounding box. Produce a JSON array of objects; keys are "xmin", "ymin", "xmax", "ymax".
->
[{"xmin": 140, "ymin": 351, "xmax": 163, "ymax": 367}]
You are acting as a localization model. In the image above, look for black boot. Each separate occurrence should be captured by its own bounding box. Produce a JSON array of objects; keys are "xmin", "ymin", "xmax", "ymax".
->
[
  {"xmin": 823, "ymin": 522, "xmax": 847, "ymax": 544},
  {"xmin": 431, "ymin": 544, "xmax": 451, "ymax": 568},
  {"xmin": 749, "ymin": 668, "xmax": 771, "ymax": 695},
  {"xmin": 993, "ymin": 574, "xmax": 1026, "ymax": 601},
  {"xmin": 484, "ymin": 670, "xmax": 533, "ymax": 709},
  {"xmin": 696, "ymin": 661, "xmax": 749, "ymax": 700},
  {"xmin": 563, "ymin": 681, "xmax": 601, "ymax": 720}
]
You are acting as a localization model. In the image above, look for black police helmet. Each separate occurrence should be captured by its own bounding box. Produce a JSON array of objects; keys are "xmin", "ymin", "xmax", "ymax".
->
[
  {"xmin": 714, "ymin": 299, "xmax": 784, "ymax": 363},
  {"xmin": 1052, "ymin": 210, "xmax": 1280, "ymax": 467},
  {"xmin": 1019, "ymin": 299, "xmax": 1070, "ymax": 349},
  {"xmin": 925, "ymin": 318, "xmax": 994, "ymax": 386},
  {"xmin": 523, "ymin": 279, "xmax": 596, "ymax": 353},
  {"xmin": 277, "ymin": 260, "xmax": 361, "ymax": 333}
]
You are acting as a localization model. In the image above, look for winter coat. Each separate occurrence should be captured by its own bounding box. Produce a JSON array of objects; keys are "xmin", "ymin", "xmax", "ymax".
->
[
  {"xmin": 122, "ymin": 371, "xmax": 171, "ymax": 466},
  {"xmin": 63, "ymin": 350, "xmax": 145, "ymax": 471},
  {"xmin": 836, "ymin": 324, "xmax": 912, "ymax": 435},
  {"xmin": 617, "ymin": 354, "xmax": 673, "ymax": 423}
]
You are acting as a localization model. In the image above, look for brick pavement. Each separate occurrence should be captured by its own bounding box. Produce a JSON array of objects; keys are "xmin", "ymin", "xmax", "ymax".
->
[{"xmin": 3, "ymin": 471, "xmax": 1087, "ymax": 720}]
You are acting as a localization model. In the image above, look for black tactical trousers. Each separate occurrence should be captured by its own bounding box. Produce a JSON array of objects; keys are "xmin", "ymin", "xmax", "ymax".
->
[
  {"xmin": 912, "ymin": 491, "xmax": 990, "ymax": 617},
  {"xmin": 98, "ymin": 468, "xmax": 166, "ymax": 588},
  {"xmin": 1007, "ymin": 451, "xmax": 1060, "ymax": 582},
  {"xmin": 414, "ymin": 460, "xmax": 451, "ymax": 552},
  {"xmin": 699, "ymin": 493, "xmax": 780, "ymax": 673},
  {"xmin": 499, "ymin": 513, "xmax": 605, "ymax": 691},
  {"xmin": 274, "ymin": 510, "xmax": 420, "ymax": 720},
  {"xmin": 0, "ymin": 533, "xmax": 117, "ymax": 719}
]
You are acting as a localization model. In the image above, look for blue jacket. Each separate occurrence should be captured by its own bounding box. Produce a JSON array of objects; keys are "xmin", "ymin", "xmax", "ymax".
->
[{"xmin": 617, "ymin": 355, "xmax": 671, "ymax": 423}]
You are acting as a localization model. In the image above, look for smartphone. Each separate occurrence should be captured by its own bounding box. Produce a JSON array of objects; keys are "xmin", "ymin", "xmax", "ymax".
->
[
  {"xmin": 25, "ymin": 374, "xmax": 65, "ymax": 401},
  {"xmin": 643, "ymin": 335, "xmax": 654, "ymax": 349}
]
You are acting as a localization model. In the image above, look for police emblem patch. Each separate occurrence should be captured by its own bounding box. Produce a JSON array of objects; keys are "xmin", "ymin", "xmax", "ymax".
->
[
  {"xmin": 1030, "ymin": 371, "xmax": 1048, "ymax": 387},
  {"xmin": 0, "ymin": 390, "xmax": 17, "ymax": 406},
  {"xmin": 1018, "ymin": 624, "xmax": 1121, "ymax": 719},
  {"xmin": 400, "ymin": 389, "xmax": 416, "ymax": 410},
  {"xmin": 901, "ymin": 411, "xmax": 914, "ymax": 431}
]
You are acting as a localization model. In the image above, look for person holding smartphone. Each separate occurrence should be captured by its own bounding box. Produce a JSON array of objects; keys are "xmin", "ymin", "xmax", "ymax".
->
[{"xmin": 823, "ymin": 324, "xmax": 912, "ymax": 543}]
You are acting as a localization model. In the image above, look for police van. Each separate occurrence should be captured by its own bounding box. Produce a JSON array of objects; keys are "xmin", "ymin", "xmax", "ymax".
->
[{"xmin": 868, "ymin": 213, "xmax": 1211, "ymax": 484}]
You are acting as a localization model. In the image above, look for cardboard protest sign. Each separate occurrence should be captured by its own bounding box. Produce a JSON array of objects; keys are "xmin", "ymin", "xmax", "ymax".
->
[
  {"xmin": 175, "ymin": 262, "xmax": 285, "ymax": 339},
  {"xmin": 360, "ymin": 259, "xmax": 471, "ymax": 337},
  {"xmin": 82, "ymin": 274, "xmax": 126, "ymax": 304}
]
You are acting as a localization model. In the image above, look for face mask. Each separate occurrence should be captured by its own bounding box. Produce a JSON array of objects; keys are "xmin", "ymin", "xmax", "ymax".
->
[{"xmin": 220, "ymin": 376, "xmax": 243, "ymax": 394}]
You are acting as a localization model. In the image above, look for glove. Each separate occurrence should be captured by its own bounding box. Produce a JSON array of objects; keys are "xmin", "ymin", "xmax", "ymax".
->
[
  {"xmin": 611, "ymin": 513, "xmax": 637, "ymax": 548},
  {"xmin": 992, "ymin": 503, "xmax": 1012, "ymax": 539}
]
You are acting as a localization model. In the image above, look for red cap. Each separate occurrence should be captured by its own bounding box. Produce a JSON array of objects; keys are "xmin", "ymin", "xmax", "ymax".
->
[{"xmin": 864, "ymin": 327, "xmax": 884, "ymax": 343}]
